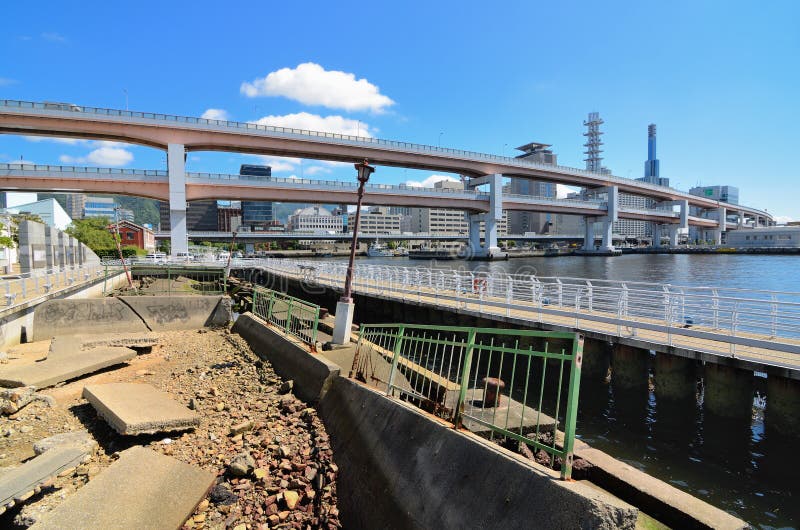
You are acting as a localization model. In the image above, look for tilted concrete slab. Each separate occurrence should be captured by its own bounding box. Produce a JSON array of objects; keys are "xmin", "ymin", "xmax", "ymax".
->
[
  {"xmin": 33, "ymin": 298, "xmax": 148, "ymax": 341},
  {"xmin": 31, "ymin": 446, "xmax": 216, "ymax": 530},
  {"xmin": 0, "ymin": 446, "xmax": 88, "ymax": 514},
  {"xmin": 83, "ymin": 383, "xmax": 200, "ymax": 435},
  {"xmin": 454, "ymin": 387, "xmax": 557, "ymax": 436},
  {"xmin": 118, "ymin": 295, "xmax": 230, "ymax": 331},
  {"xmin": 0, "ymin": 347, "xmax": 136, "ymax": 388}
]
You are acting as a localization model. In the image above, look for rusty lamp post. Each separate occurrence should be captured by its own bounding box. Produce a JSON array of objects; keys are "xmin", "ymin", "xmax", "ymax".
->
[{"xmin": 332, "ymin": 159, "xmax": 375, "ymax": 344}]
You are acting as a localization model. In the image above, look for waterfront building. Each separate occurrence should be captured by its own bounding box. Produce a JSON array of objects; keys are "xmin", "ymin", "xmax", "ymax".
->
[
  {"xmin": 347, "ymin": 206, "xmax": 402, "ymax": 235},
  {"xmin": 688, "ymin": 184, "xmax": 740, "ymax": 242},
  {"xmin": 508, "ymin": 143, "xmax": 558, "ymax": 235},
  {"xmin": 117, "ymin": 208, "xmax": 135, "ymax": 223},
  {"xmin": 1, "ymin": 198, "xmax": 72, "ymax": 230},
  {"xmin": 108, "ymin": 220, "xmax": 155, "ymax": 251},
  {"xmin": 288, "ymin": 205, "xmax": 343, "ymax": 233},
  {"xmin": 240, "ymin": 164, "xmax": 273, "ymax": 230},
  {"xmin": 84, "ymin": 196, "xmax": 116, "ymax": 219},
  {"xmin": 65, "ymin": 193, "xmax": 86, "ymax": 219},
  {"xmin": 725, "ymin": 226, "xmax": 800, "ymax": 248},
  {"xmin": 218, "ymin": 205, "xmax": 242, "ymax": 232},
  {"xmin": 159, "ymin": 199, "xmax": 218, "ymax": 232}
]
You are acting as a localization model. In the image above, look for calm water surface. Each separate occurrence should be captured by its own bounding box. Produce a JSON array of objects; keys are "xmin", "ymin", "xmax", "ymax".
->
[{"xmin": 333, "ymin": 253, "xmax": 800, "ymax": 528}]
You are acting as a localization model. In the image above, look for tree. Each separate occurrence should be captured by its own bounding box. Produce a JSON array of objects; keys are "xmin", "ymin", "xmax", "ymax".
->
[
  {"xmin": 65, "ymin": 217, "xmax": 115, "ymax": 252},
  {"xmin": 0, "ymin": 219, "xmax": 14, "ymax": 250}
]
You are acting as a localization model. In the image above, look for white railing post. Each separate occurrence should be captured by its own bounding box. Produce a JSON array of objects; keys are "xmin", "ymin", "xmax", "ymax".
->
[
  {"xmin": 556, "ymin": 279, "xmax": 563, "ymax": 307},
  {"xmin": 712, "ymin": 289, "xmax": 720, "ymax": 329},
  {"xmin": 770, "ymin": 295, "xmax": 778, "ymax": 338},
  {"xmin": 586, "ymin": 280, "xmax": 593, "ymax": 312}
]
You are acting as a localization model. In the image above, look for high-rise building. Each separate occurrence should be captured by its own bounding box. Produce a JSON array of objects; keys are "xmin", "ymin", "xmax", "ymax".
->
[
  {"xmin": 347, "ymin": 206, "xmax": 402, "ymax": 235},
  {"xmin": 239, "ymin": 164, "xmax": 273, "ymax": 229},
  {"xmin": 688, "ymin": 185, "xmax": 740, "ymax": 242},
  {"xmin": 508, "ymin": 142, "xmax": 559, "ymax": 234},
  {"xmin": 65, "ymin": 193, "xmax": 86, "ymax": 219},
  {"xmin": 84, "ymin": 196, "xmax": 116, "ymax": 219},
  {"xmin": 158, "ymin": 200, "xmax": 219, "ymax": 231}
]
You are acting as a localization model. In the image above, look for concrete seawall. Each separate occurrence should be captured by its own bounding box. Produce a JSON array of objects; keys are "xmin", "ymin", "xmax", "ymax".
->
[
  {"xmin": 33, "ymin": 295, "xmax": 231, "ymax": 341},
  {"xmin": 233, "ymin": 311, "xmax": 639, "ymax": 529}
]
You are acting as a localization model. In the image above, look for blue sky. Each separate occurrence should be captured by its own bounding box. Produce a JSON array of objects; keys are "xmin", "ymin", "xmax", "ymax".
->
[{"xmin": 1, "ymin": 0, "xmax": 798, "ymax": 221}]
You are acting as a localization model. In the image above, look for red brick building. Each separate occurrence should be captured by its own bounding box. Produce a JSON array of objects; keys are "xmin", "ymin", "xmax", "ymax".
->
[{"xmin": 108, "ymin": 220, "xmax": 155, "ymax": 251}]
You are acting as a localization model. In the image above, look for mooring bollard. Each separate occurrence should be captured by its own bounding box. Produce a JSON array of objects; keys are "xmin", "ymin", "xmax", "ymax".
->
[{"xmin": 482, "ymin": 377, "xmax": 505, "ymax": 407}]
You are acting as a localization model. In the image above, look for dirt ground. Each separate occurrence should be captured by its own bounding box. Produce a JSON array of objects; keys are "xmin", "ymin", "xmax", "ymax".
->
[{"xmin": 0, "ymin": 328, "xmax": 341, "ymax": 529}]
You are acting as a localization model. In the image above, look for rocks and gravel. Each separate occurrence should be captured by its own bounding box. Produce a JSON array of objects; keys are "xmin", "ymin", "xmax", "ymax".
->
[{"xmin": 0, "ymin": 328, "xmax": 341, "ymax": 529}]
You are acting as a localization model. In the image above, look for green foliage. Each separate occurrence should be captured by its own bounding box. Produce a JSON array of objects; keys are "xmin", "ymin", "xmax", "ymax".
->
[
  {"xmin": 65, "ymin": 217, "xmax": 115, "ymax": 251},
  {"xmin": 95, "ymin": 247, "xmax": 140, "ymax": 259},
  {"xmin": 122, "ymin": 245, "xmax": 147, "ymax": 256},
  {"xmin": 114, "ymin": 196, "xmax": 160, "ymax": 227}
]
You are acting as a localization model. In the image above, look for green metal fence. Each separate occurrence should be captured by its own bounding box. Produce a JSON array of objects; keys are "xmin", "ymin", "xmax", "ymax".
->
[
  {"xmin": 104, "ymin": 264, "xmax": 227, "ymax": 295},
  {"xmin": 252, "ymin": 286, "xmax": 320, "ymax": 348},
  {"xmin": 353, "ymin": 324, "xmax": 584, "ymax": 479}
]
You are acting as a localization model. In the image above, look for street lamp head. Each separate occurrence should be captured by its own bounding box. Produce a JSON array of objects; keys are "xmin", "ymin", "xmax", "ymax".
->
[{"xmin": 354, "ymin": 159, "xmax": 375, "ymax": 184}]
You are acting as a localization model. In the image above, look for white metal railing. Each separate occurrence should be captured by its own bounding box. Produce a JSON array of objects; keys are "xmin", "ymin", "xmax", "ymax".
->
[
  {"xmin": 1, "ymin": 263, "xmax": 108, "ymax": 310},
  {"xmin": 233, "ymin": 258, "xmax": 800, "ymax": 365},
  {"xmin": 0, "ymin": 99, "xmax": 773, "ymax": 221}
]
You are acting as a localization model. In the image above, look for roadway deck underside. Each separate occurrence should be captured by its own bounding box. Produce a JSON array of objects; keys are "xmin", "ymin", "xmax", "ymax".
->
[{"xmin": 266, "ymin": 269, "xmax": 800, "ymax": 379}]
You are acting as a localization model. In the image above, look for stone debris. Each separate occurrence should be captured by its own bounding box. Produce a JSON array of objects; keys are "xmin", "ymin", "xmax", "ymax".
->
[
  {"xmin": 83, "ymin": 383, "xmax": 200, "ymax": 435},
  {"xmin": 0, "ymin": 328, "xmax": 341, "ymax": 529},
  {"xmin": 31, "ymin": 446, "xmax": 215, "ymax": 530},
  {"xmin": 0, "ymin": 446, "xmax": 88, "ymax": 515},
  {"xmin": 0, "ymin": 387, "xmax": 54, "ymax": 416},
  {"xmin": 32, "ymin": 431, "xmax": 97, "ymax": 457}
]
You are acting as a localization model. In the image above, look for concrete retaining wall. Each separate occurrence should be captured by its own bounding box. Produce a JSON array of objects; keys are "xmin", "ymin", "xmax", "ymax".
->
[
  {"xmin": 232, "ymin": 312, "xmax": 340, "ymax": 403},
  {"xmin": 0, "ymin": 272, "xmax": 128, "ymax": 349},
  {"xmin": 231, "ymin": 313, "xmax": 638, "ymax": 529},
  {"xmin": 33, "ymin": 295, "xmax": 231, "ymax": 341}
]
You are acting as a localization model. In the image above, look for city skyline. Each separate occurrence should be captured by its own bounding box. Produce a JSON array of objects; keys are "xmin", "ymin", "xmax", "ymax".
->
[{"xmin": 0, "ymin": 1, "xmax": 797, "ymax": 222}]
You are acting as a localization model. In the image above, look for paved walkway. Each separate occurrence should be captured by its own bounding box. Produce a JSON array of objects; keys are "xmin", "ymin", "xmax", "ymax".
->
[{"xmin": 267, "ymin": 268, "xmax": 800, "ymax": 374}]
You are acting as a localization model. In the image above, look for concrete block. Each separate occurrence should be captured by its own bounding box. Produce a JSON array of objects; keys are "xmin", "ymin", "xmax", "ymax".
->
[
  {"xmin": 0, "ymin": 446, "xmax": 88, "ymax": 514},
  {"xmin": 33, "ymin": 430, "xmax": 98, "ymax": 456},
  {"xmin": 34, "ymin": 299, "xmax": 149, "ymax": 341},
  {"xmin": 0, "ymin": 347, "xmax": 136, "ymax": 388},
  {"xmin": 32, "ymin": 446, "xmax": 215, "ymax": 530},
  {"xmin": 766, "ymin": 375, "xmax": 800, "ymax": 437},
  {"xmin": 704, "ymin": 363, "xmax": 753, "ymax": 419},
  {"xmin": 118, "ymin": 295, "xmax": 230, "ymax": 331},
  {"xmin": 612, "ymin": 343, "xmax": 649, "ymax": 390},
  {"xmin": 83, "ymin": 383, "xmax": 200, "ymax": 435},
  {"xmin": 233, "ymin": 312, "xmax": 340, "ymax": 403},
  {"xmin": 654, "ymin": 354, "xmax": 697, "ymax": 402}
]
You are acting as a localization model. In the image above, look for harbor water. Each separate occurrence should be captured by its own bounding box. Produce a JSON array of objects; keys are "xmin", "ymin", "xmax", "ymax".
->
[{"xmin": 334, "ymin": 253, "xmax": 799, "ymax": 528}]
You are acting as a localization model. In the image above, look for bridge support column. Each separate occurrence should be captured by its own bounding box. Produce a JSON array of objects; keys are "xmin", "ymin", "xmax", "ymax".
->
[
  {"xmin": 582, "ymin": 339, "xmax": 610, "ymax": 381},
  {"xmin": 611, "ymin": 343, "xmax": 649, "ymax": 390},
  {"xmin": 582, "ymin": 217, "xmax": 595, "ymax": 251},
  {"xmin": 599, "ymin": 186, "xmax": 618, "ymax": 252},
  {"xmin": 654, "ymin": 354, "xmax": 696, "ymax": 402},
  {"xmin": 766, "ymin": 375, "xmax": 800, "ymax": 437},
  {"xmin": 465, "ymin": 174, "xmax": 503, "ymax": 259},
  {"xmin": 167, "ymin": 143, "xmax": 188, "ymax": 256},
  {"xmin": 703, "ymin": 363, "xmax": 753, "ymax": 419},
  {"xmin": 668, "ymin": 225, "xmax": 679, "ymax": 247},
  {"xmin": 652, "ymin": 224, "xmax": 662, "ymax": 248}
]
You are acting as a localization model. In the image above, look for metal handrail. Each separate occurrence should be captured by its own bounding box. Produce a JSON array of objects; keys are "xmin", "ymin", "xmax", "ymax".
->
[{"xmin": 239, "ymin": 258, "xmax": 800, "ymax": 362}]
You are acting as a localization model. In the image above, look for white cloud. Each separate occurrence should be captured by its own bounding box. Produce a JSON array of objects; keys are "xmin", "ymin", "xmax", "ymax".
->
[
  {"xmin": 774, "ymin": 215, "xmax": 795, "ymax": 225},
  {"xmin": 405, "ymin": 174, "xmax": 460, "ymax": 188},
  {"xmin": 60, "ymin": 146, "xmax": 133, "ymax": 167},
  {"xmin": 41, "ymin": 32, "xmax": 66, "ymax": 43},
  {"xmin": 24, "ymin": 136, "xmax": 85, "ymax": 145},
  {"xmin": 253, "ymin": 112, "xmax": 373, "ymax": 137},
  {"xmin": 201, "ymin": 108, "xmax": 229, "ymax": 121},
  {"xmin": 557, "ymin": 184, "xmax": 580, "ymax": 198},
  {"xmin": 241, "ymin": 62, "xmax": 395, "ymax": 113},
  {"xmin": 0, "ymin": 77, "xmax": 17, "ymax": 86},
  {"xmin": 303, "ymin": 166, "xmax": 330, "ymax": 176}
]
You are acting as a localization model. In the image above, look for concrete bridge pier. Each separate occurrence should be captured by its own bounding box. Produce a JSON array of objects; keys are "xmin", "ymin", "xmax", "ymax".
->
[
  {"xmin": 766, "ymin": 375, "xmax": 800, "ymax": 437},
  {"xmin": 654, "ymin": 354, "xmax": 697, "ymax": 402},
  {"xmin": 465, "ymin": 174, "xmax": 503, "ymax": 258},
  {"xmin": 703, "ymin": 363, "xmax": 753, "ymax": 420},
  {"xmin": 652, "ymin": 224, "xmax": 662, "ymax": 248},
  {"xmin": 668, "ymin": 225, "xmax": 680, "ymax": 247},
  {"xmin": 598, "ymin": 186, "xmax": 618, "ymax": 253},
  {"xmin": 611, "ymin": 343, "xmax": 649, "ymax": 390},
  {"xmin": 167, "ymin": 143, "xmax": 189, "ymax": 256},
  {"xmin": 581, "ymin": 338, "xmax": 611, "ymax": 382}
]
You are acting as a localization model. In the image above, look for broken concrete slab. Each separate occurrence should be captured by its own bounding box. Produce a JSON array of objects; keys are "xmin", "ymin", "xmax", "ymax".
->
[
  {"xmin": 83, "ymin": 383, "xmax": 200, "ymax": 435},
  {"xmin": 33, "ymin": 430, "xmax": 97, "ymax": 456},
  {"xmin": 31, "ymin": 446, "xmax": 215, "ymax": 530},
  {"xmin": 118, "ymin": 295, "xmax": 230, "ymax": 331},
  {"xmin": 0, "ymin": 446, "xmax": 88, "ymax": 515},
  {"xmin": 33, "ymin": 299, "xmax": 148, "ymax": 341},
  {"xmin": 0, "ymin": 347, "xmax": 136, "ymax": 389}
]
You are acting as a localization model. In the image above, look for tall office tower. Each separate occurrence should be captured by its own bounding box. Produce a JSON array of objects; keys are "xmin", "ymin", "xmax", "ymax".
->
[
  {"xmin": 583, "ymin": 112, "xmax": 607, "ymax": 174},
  {"xmin": 643, "ymin": 124, "xmax": 660, "ymax": 182},
  {"xmin": 65, "ymin": 193, "xmax": 86, "ymax": 219},
  {"xmin": 508, "ymin": 142, "xmax": 559, "ymax": 234},
  {"xmin": 239, "ymin": 164, "xmax": 273, "ymax": 229}
]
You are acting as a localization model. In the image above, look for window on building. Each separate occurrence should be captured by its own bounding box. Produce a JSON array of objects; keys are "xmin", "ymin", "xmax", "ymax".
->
[{"xmin": 127, "ymin": 233, "xmax": 134, "ymax": 240}]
